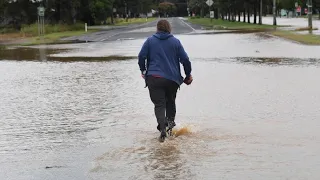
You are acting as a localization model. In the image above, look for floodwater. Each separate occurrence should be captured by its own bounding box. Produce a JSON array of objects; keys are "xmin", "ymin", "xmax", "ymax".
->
[{"xmin": 1, "ymin": 33, "xmax": 320, "ymax": 180}]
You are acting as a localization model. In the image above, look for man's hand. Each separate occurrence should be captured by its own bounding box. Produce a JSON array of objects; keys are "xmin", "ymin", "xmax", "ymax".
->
[
  {"xmin": 183, "ymin": 75, "xmax": 193, "ymax": 85},
  {"xmin": 141, "ymin": 70, "xmax": 146, "ymax": 79}
]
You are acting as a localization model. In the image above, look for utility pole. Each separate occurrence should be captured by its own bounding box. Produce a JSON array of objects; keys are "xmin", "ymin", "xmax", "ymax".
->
[
  {"xmin": 259, "ymin": 0, "xmax": 262, "ymax": 25},
  {"xmin": 273, "ymin": 0, "xmax": 276, "ymax": 25},
  {"xmin": 308, "ymin": 0, "xmax": 313, "ymax": 29}
]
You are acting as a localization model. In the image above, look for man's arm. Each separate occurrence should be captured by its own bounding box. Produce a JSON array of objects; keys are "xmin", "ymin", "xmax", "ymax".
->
[
  {"xmin": 178, "ymin": 40, "xmax": 192, "ymax": 78},
  {"xmin": 138, "ymin": 38, "xmax": 149, "ymax": 73}
]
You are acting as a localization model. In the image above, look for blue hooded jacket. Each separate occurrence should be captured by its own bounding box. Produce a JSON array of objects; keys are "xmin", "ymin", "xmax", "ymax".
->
[{"xmin": 138, "ymin": 31, "xmax": 192, "ymax": 86}]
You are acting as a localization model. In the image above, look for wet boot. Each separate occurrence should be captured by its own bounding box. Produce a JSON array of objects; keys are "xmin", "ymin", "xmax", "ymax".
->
[
  {"xmin": 157, "ymin": 121, "xmax": 168, "ymax": 132},
  {"xmin": 166, "ymin": 117, "xmax": 176, "ymax": 136},
  {"xmin": 158, "ymin": 130, "xmax": 167, "ymax": 142}
]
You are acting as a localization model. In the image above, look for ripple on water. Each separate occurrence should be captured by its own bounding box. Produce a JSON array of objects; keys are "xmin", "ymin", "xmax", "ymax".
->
[{"xmin": 1, "ymin": 49, "xmax": 320, "ymax": 179}]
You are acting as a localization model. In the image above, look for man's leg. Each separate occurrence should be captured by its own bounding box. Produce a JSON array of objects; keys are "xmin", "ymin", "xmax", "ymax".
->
[
  {"xmin": 147, "ymin": 76, "xmax": 167, "ymax": 133},
  {"xmin": 165, "ymin": 80, "xmax": 179, "ymax": 130}
]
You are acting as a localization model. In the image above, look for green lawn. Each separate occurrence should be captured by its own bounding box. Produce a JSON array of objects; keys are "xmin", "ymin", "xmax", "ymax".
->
[
  {"xmin": 271, "ymin": 30, "xmax": 320, "ymax": 45},
  {"xmin": 188, "ymin": 18, "xmax": 279, "ymax": 30},
  {"xmin": 1, "ymin": 23, "xmax": 94, "ymax": 46}
]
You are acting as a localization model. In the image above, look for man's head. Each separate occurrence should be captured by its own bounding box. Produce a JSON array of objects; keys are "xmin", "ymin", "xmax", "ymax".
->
[{"xmin": 157, "ymin": 19, "xmax": 171, "ymax": 33}]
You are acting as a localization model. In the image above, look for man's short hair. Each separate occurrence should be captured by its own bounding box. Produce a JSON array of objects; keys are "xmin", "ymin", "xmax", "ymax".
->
[{"xmin": 157, "ymin": 19, "xmax": 171, "ymax": 33}]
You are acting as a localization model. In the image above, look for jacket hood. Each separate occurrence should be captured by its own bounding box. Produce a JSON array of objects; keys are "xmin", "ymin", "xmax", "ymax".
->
[{"xmin": 153, "ymin": 31, "xmax": 173, "ymax": 40}]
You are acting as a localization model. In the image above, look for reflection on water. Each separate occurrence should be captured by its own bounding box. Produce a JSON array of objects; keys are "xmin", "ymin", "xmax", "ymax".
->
[
  {"xmin": 2, "ymin": 47, "xmax": 320, "ymax": 67},
  {"xmin": 0, "ymin": 47, "xmax": 64, "ymax": 61},
  {"xmin": 0, "ymin": 47, "xmax": 135, "ymax": 61}
]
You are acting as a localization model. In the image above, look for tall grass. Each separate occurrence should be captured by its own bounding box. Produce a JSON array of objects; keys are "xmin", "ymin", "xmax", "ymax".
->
[
  {"xmin": 0, "ymin": 27, "xmax": 17, "ymax": 34},
  {"xmin": 272, "ymin": 31, "xmax": 320, "ymax": 45},
  {"xmin": 20, "ymin": 23, "xmax": 85, "ymax": 36}
]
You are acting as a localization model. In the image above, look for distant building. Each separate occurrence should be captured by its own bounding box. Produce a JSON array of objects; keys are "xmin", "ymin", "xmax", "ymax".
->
[
  {"xmin": 280, "ymin": 9, "xmax": 287, "ymax": 17},
  {"xmin": 139, "ymin": 9, "xmax": 157, "ymax": 18}
]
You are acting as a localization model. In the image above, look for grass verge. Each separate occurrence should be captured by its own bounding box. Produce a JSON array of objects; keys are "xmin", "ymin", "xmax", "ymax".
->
[
  {"xmin": 188, "ymin": 18, "xmax": 279, "ymax": 30},
  {"xmin": 295, "ymin": 27, "xmax": 319, "ymax": 31},
  {"xmin": 271, "ymin": 30, "xmax": 320, "ymax": 45},
  {"xmin": 109, "ymin": 17, "xmax": 157, "ymax": 26},
  {"xmin": 20, "ymin": 23, "xmax": 85, "ymax": 36},
  {"xmin": 1, "ymin": 23, "xmax": 93, "ymax": 46},
  {"xmin": 1, "ymin": 30, "xmax": 96, "ymax": 46},
  {"xmin": 0, "ymin": 45, "xmax": 6, "ymax": 50},
  {"xmin": 21, "ymin": 30, "xmax": 97, "ymax": 46}
]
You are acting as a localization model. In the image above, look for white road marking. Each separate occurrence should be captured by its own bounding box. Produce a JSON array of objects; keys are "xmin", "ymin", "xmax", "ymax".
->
[{"xmin": 177, "ymin": 18, "xmax": 196, "ymax": 32}]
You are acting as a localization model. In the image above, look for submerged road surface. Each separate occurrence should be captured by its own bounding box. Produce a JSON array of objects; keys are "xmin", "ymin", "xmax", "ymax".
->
[
  {"xmin": 1, "ymin": 17, "xmax": 320, "ymax": 180},
  {"xmin": 62, "ymin": 17, "xmax": 200, "ymax": 42}
]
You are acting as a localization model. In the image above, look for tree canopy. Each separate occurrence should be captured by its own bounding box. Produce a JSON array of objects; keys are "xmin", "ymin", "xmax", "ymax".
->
[{"xmin": 0, "ymin": 0, "xmax": 162, "ymax": 26}]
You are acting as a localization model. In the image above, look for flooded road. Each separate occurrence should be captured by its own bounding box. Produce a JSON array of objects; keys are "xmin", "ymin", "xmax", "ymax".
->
[{"xmin": 1, "ymin": 30, "xmax": 320, "ymax": 180}]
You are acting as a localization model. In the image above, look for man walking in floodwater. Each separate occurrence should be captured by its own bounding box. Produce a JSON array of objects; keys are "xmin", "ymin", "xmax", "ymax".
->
[{"xmin": 138, "ymin": 19, "xmax": 193, "ymax": 142}]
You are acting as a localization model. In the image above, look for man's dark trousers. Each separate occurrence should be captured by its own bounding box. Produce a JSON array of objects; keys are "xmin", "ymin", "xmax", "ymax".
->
[{"xmin": 146, "ymin": 76, "xmax": 179, "ymax": 132}]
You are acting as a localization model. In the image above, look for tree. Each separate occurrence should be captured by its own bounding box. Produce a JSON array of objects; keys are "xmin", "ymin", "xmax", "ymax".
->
[
  {"xmin": 188, "ymin": 0, "xmax": 206, "ymax": 17},
  {"xmin": 158, "ymin": 2, "xmax": 177, "ymax": 17},
  {"xmin": 279, "ymin": 0, "xmax": 295, "ymax": 17},
  {"xmin": 0, "ymin": 0, "xmax": 8, "ymax": 23},
  {"xmin": 3, "ymin": 0, "xmax": 40, "ymax": 29},
  {"xmin": 89, "ymin": 0, "xmax": 113, "ymax": 24},
  {"xmin": 137, "ymin": 0, "xmax": 153, "ymax": 16},
  {"xmin": 313, "ymin": 0, "xmax": 320, "ymax": 19}
]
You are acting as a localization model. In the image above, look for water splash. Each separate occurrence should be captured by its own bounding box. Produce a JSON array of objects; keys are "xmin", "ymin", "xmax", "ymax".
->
[{"xmin": 172, "ymin": 125, "xmax": 193, "ymax": 137}]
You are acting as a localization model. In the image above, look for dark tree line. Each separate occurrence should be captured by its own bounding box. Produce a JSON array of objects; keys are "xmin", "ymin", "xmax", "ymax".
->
[
  {"xmin": 188, "ymin": 0, "xmax": 320, "ymax": 23},
  {"xmin": 0, "ymin": 0, "xmax": 174, "ymax": 28},
  {"xmin": 1, "ymin": 0, "xmax": 319, "ymax": 29},
  {"xmin": 0, "ymin": 0, "xmax": 192, "ymax": 27}
]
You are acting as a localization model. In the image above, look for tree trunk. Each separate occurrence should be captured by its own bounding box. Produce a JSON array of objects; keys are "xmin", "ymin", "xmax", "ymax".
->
[
  {"xmin": 201, "ymin": 4, "xmax": 204, "ymax": 17},
  {"xmin": 259, "ymin": 0, "xmax": 262, "ymax": 25},
  {"xmin": 238, "ymin": 11, "xmax": 241, "ymax": 22},
  {"xmin": 215, "ymin": 8, "xmax": 218, "ymax": 19},
  {"xmin": 254, "ymin": 2, "xmax": 257, "ymax": 24},
  {"xmin": 243, "ymin": 9, "xmax": 246, "ymax": 22},
  {"xmin": 72, "ymin": 7, "xmax": 77, "ymax": 24},
  {"xmin": 232, "ymin": 10, "xmax": 234, "ymax": 21},
  {"xmin": 111, "ymin": 12, "xmax": 114, "ymax": 24},
  {"xmin": 55, "ymin": 0, "xmax": 61, "ymax": 23},
  {"xmin": 228, "ymin": 10, "xmax": 231, "ymax": 21},
  {"xmin": 247, "ymin": 8, "xmax": 250, "ymax": 23}
]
